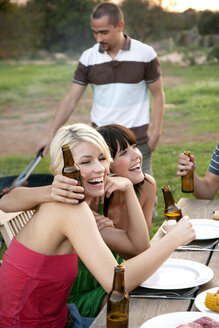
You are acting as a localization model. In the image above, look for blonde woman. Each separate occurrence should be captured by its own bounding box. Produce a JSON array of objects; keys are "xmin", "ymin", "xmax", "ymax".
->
[{"xmin": 0, "ymin": 124, "xmax": 195, "ymax": 328}]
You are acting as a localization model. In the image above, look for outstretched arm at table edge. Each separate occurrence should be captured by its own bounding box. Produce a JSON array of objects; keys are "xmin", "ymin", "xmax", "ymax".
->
[
  {"xmin": 36, "ymin": 82, "xmax": 87, "ymax": 156},
  {"xmin": 147, "ymin": 77, "xmax": 165, "ymax": 151},
  {"xmin": 61, "ymin": 202, "xmax": 195, "ymax": 294},
  {"xmin": 193, "ymin": 170, "xmax": 219, "ymax": 199}
]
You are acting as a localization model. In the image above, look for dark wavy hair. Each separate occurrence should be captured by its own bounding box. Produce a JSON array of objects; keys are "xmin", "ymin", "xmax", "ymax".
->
[{"xmin": 97, "ymin": 124, "xmax": 150, "ymax": 193}]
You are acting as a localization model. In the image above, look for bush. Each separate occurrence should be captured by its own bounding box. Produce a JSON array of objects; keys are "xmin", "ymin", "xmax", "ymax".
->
[{"xmin": 208, "ymin": 44, "xmax": 219, "ymax": 61}]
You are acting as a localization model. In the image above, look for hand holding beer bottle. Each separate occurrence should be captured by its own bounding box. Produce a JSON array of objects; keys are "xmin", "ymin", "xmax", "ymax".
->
[{"xmin": 61, "ymin": 144, "xmax": 85, "ymax": 203}]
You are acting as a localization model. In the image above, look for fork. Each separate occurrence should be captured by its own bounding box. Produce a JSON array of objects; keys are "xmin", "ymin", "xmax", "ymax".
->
[
  {"xmin": 147, "ymin": 286, "xmax": 199, "ymax": 297},
  {"xmin": 129, "ymin": 286, "xmax": 199, "ymax": 300},
  {"xmin": 177, "ymin": 239, "xmax": 219, "ymax": 251}
]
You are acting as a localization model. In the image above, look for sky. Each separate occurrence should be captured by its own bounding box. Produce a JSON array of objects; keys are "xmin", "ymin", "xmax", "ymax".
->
[
  {"xmin": 161, "ymin": 0, "xmax": 219, "ymax": 12},
  {"xmin": 13, "ymin": 0, "xmax": 219, "ymax": 12}
]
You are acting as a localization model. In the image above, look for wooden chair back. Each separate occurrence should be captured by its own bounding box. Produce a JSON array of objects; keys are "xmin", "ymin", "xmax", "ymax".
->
[{"xmin": 0, "ymin": 209, "xmax": 35, "ymax": 247}]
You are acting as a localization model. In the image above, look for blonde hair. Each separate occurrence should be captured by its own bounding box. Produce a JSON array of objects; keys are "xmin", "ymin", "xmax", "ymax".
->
[{"xmin": 50, "ymin": 123, "xmax": 112, "ymax": 175}]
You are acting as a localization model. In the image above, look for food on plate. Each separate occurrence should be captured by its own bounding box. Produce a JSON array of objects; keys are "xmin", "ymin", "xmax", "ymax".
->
[
  {"xmin": 205, "ymin": 290, "xmax": 219, "ymax": 313},
  {"xmin": 213, "ymin": 211, "xmax": 219, "ymax": 220},
  {"xmin": 176, "ymin": 315, "xmax": 219, "ymax": 327}
]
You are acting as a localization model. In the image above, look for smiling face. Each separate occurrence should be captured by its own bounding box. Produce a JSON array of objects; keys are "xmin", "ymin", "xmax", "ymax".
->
[
  {"xmin": 111, "ymin": 142, "xmax": 144, "ymax": 185},
  {"xmin": 72, "ymin": 141, "xmax": 109, "ymax": 200}
]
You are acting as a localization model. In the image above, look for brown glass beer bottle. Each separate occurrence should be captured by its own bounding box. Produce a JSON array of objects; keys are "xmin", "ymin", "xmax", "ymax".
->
[
  {"xmin": 107, "ymin": 265, "xmax": 129, "ymax": 328},
  {"xmin": 61, "ymin": 144, "xmax": 84, "ymax": 203},
  {"xmin": 162, "ymin": 185, "xmax": 182, "ymax": 222},
  {"xmin": 181, "ymin": 151, "xmax": 194, "ymax": 193}
]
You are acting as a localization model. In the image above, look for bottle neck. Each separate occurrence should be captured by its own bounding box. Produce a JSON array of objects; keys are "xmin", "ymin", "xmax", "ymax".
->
[
  {"xmin": 62, "ymin": 147, "xmax": 75, "ymax": 167},
  {"xmin": 162, "ymin": 189, "xmax": 176, "ymax": 207},
  {"xmin": 112, "ymin": 268, "xmax": 126, "ymax": 292}
]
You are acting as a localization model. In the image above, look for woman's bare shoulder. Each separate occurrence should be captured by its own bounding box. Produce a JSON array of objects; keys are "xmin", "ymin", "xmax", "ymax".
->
[
  {"xmin": 38, "ymin": 201, "xmax": 90, "ymax": 221},
  {"xmin": 139, "ymin": 174, "xmax": 156, "ymax": 203},
  {"xmin": 144, "ymin": 173, "xmax": 156, "ymax": 186}
]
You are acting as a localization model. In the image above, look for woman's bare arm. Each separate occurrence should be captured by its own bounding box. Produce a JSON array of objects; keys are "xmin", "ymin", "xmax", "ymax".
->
[
  {"xmin": 98, "ymin": 176, "xmax": 150, "ymax": 257},
  {"xmin": 140, "ymin": 174, "xmax": 157, "ymax": 232},
  {"xmin": 61, "ymin": 202, "xmax": 195, "ymax": 293},
  {"xmin": 0, "ymin": 175, "xmax": 84, "ymax": 212}
]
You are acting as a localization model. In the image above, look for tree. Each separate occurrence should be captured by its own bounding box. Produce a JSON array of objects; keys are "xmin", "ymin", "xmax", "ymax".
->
[
  {"xmin": 0, "ymin": 0, "xmax": 14, "ymax": 15},
  {"xmin": 198, "ymin": 10, "xmax": 219, "ymax": 35},
  {"xmin": 28, "ymin": 0, "xmax": 100, "ymax": 54}
]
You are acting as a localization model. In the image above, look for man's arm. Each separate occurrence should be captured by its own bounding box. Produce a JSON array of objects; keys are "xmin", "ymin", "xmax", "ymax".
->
[
  {"xmin": 36, "ymin": 82, "xmax": 86, "ymax": 156},
  {"xmin": 147, "ymin": 77, "xmax": 165, "ymax": 151},
  {"xmin": 176, "ymin": 152, "xmax": 219, "ymax": 199},
  {"xmin": 193, "ymin": 170, "xmax": 219, "ymax": 199}
]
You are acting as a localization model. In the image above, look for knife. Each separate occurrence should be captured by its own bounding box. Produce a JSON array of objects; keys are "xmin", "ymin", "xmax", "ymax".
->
[
  {"xmin": 176, "ymin": 247, "xmax": 219, "ymax": 252},
  {"xmin": 129, "ymin": 294, "xmax": 195, "ymax": 300}
]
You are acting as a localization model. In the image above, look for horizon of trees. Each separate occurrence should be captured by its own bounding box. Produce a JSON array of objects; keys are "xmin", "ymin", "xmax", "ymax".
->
[{"xmin": 0, "ymin": 0, "xmax": 218, "ymax": 59}]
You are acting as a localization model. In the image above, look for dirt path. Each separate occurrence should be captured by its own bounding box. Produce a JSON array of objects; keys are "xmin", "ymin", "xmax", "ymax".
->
[{"xmin": 0, "ymin": 75, "xmax": 216, "ymax": 156}]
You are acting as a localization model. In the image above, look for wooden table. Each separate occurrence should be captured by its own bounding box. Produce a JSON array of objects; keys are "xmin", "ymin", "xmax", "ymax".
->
[{"xmin": 90, "ymin": 198, "xmax": 219, "ymax": 327}]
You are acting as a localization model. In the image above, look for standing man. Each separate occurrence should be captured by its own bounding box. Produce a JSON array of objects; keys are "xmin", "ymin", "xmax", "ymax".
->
[{"xmin": 37, "ymin": 2, "xmax": 165, "ymax": 176}]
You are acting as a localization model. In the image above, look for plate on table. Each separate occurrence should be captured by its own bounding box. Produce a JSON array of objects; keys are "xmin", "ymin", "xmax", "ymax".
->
[
  {"xmin": 162, "ymin": 219, "xmax": 219, "ymax": 240},
  {"xmin": 140, "ymin": 258, "xmax": 213, "ymax": 290},
  {"xmin": 195, "ymin": 287, "xmax": 219, "ymax": 315},
  {"xmin": 140, "ymin": 312, "xmax": 219, "ymax": 328}
]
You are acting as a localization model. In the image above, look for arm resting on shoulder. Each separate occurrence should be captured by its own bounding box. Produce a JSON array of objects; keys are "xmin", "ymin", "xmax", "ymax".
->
[{"xmin": 0, "ymin": 186, "xmax": 52, "ymax": 212}]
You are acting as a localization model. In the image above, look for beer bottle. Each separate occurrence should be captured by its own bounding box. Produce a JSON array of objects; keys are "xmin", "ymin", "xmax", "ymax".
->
[
  {"xmin": 61, "ymin": 144, "xmax": 85, "ymax": 203},
  {"xmin": 162, "ymin": 185, "xmax": 182, "ymax": 223},
  {"xmin": 107, "ymin": 265, "xmax": 129, "ymax": 328},
  {"xmin": 181, "ymin": 151, "xmax": 194, "ymax": 193}
]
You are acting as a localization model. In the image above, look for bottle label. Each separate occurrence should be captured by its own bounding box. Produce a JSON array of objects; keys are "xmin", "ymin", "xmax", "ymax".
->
[{"xmin": 165, "ymin": 219, "xmax": 177, "ymax": 226}]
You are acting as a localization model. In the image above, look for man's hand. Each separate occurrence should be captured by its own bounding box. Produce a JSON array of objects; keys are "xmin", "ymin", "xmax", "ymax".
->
[{"xmin": 176, "ymin": 152, "xmax": 196, "ymax": 176}]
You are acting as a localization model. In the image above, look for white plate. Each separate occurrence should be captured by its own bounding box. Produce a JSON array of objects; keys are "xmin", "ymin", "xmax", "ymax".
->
[
  {"xmin": 140, "ymin": 312, "xmax": 219, "ymax": 328},
  {"xmin": 162, "ymin": 219, "xmax": 219, "ymax": 240},
  {"xmin": 195, "ymin": 287, "xmax": 219, "ymax": 315},
  {"xmin": 140, "ymin": 258, "xmax": 213, "ymax": 289},
  {"xmin": 190, "ymin": 219, "xmax": 219, "ymax": 240}
]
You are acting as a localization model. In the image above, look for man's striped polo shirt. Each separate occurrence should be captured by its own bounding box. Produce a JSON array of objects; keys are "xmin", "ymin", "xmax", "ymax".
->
[{"xmin": 73, "ymin": 35, "xmax": 161, "ymax": 144}]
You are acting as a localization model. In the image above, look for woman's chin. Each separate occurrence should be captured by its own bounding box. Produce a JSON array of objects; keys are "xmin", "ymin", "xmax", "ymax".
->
[
  {"xmin": 130, "ymin": 172, "xmax": 144, "ymax": 184},
  {"xmin": 86, "ymin": 188, "xmax": 104, "ymax": 199}
]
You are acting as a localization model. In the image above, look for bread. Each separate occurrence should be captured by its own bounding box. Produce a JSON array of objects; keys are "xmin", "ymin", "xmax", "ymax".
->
[{"xmin": 212, "ymin": 210, "xmax": 219, "ymax": 220}]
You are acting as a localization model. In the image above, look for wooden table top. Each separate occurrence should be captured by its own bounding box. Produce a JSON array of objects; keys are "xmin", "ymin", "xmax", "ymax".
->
[{"xmin": 90, "ymin": 198, "xmax": 219, "ymax": 328}]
